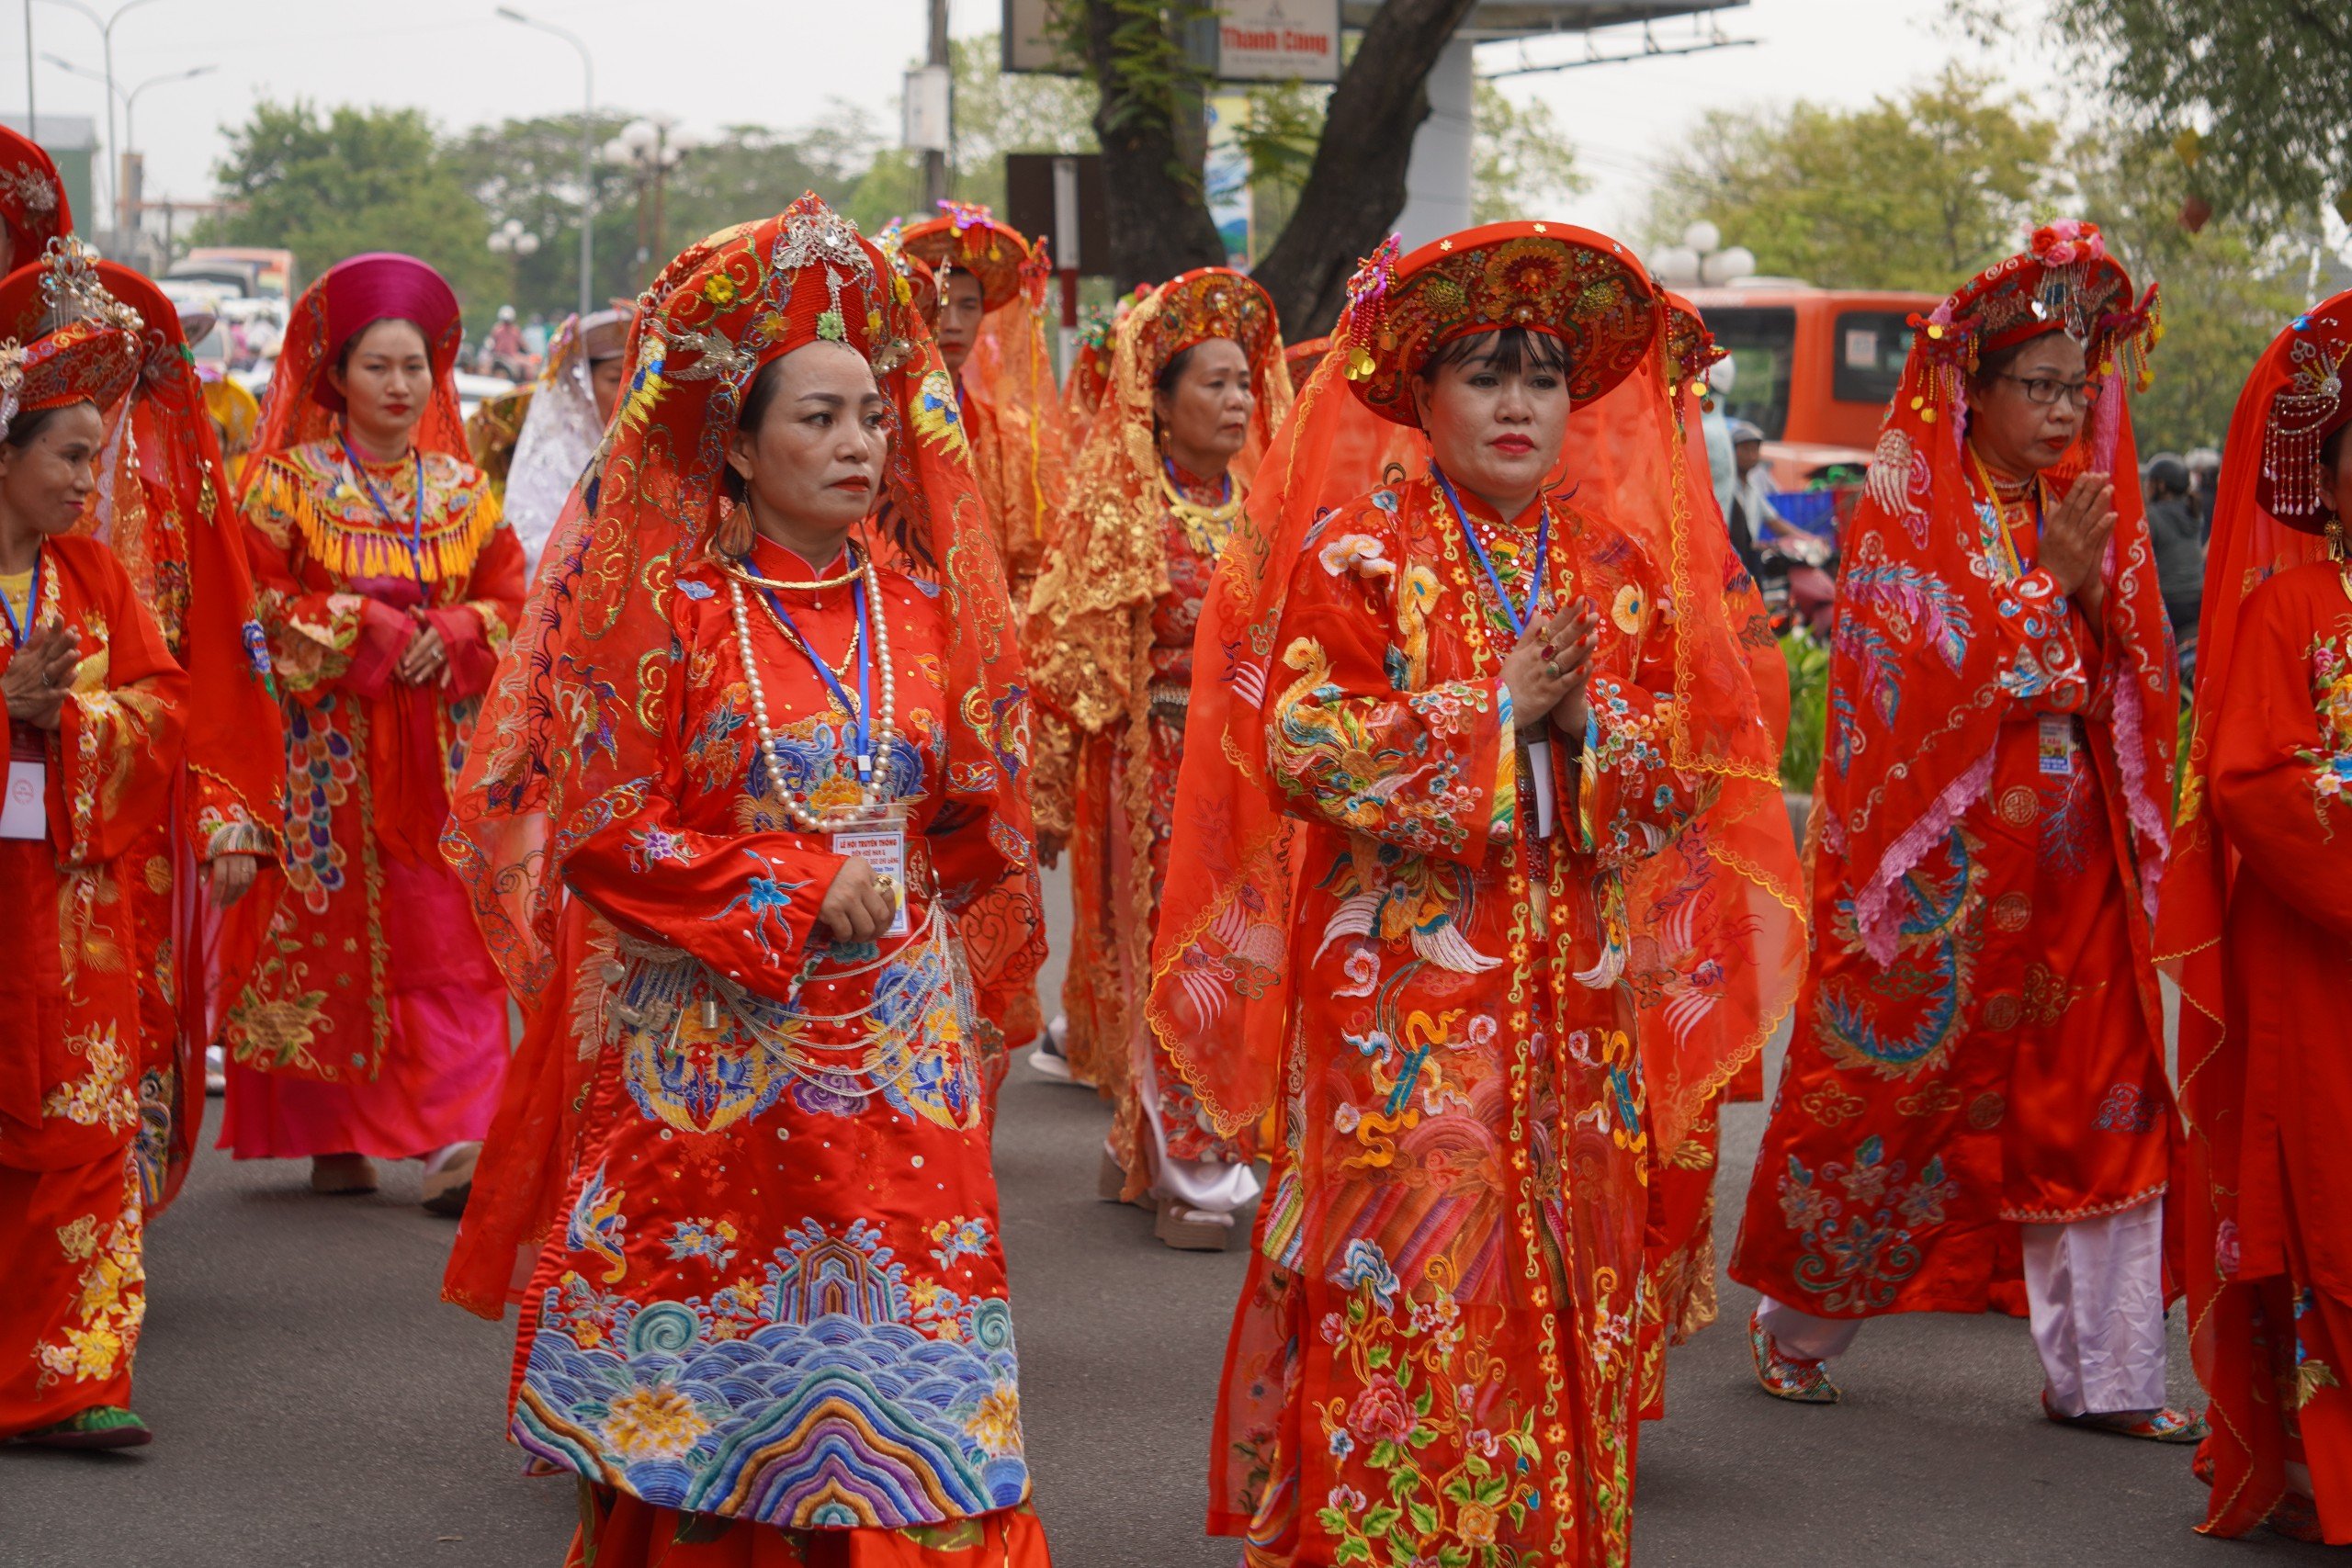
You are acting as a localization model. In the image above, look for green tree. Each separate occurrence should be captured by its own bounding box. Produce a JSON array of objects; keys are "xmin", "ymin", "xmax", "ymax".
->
[
  {"xmin": 1053, "ymin": 0, "xmax": 1483, "ymax": 330},
  {"xmin": 1962, "ymin": 0, "xmax": 2352, "ymax": 227},
  {"xmin": 198, "ymin": 99, "xmax": 503, "ymax": 329},
  {"xmin": 663, "ymin": 121, "xmax": 867, "ymax": 257},
  {"xmin": 441, "ymin": 111, "xmax": 639, "ymax": 314},
  {"xmin": 1645, "ymin": 66, "xmax": 2057, "ymax": 291},
  {"xmin": 1473, "ymin": 82, "xmax": 1587, "ymax": 225},
  {"xmin": 2063, "ymin": 130, "xmax": 2313, "ymax": 451}
]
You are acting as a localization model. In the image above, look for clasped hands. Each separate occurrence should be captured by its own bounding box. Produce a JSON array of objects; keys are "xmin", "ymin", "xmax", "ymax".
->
[
  {"xmin": 1502, "ymin": 594, "xmax": 1598, "ymax": 740},
  {"xmin": 2, "ymin": 621, "xmax": 80, "ymax": 730},
  {"xmin": 2035, "ymin": 472, "xmax": 2118, "ymax": 626},
  {"xmin": 392, "ymin": 611, "xmax": 451, "ymax": 688}
]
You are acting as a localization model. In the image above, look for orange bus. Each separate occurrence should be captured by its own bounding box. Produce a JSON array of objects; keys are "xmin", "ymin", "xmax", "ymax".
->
[{"xmin": 1687, "ymin": 281, "xmax": 1938, "ymax": 492}]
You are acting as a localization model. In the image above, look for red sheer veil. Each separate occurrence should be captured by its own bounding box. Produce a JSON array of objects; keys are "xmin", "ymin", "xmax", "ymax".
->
[
  {"xmin": 1146, "ymin": 221, "xmax": 1793, "ymax": 1156},
  {"xmin": 2154, "ymin": 288, "xmax": 2352, "ymax": 1536},
  {"xmin": 1829, "ymin": 221, "xmax": 2171, "ymax": 964}
]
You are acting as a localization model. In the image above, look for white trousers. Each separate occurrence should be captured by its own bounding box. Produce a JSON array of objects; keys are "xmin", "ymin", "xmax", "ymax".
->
[
  {"xmin": 1757, "ymin": 1197, "xmax": 2168, "ymax": 1416},
  {"xmin": 1126, "ymin": 1054, "xmax": 1262, "ymax": 1214}
]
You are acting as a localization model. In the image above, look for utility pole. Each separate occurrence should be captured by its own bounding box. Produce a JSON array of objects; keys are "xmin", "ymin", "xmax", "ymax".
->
[
  {"xmin": 922, "ymin": 0, "xmax": 948, "ymax": 211},
  {"xmin": 21, "ymin": 2, "xmax": 33, "ymax": 129}
]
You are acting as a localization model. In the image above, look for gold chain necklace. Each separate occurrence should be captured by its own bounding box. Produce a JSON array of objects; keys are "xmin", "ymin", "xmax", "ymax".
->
[
  {"xmin": 750, "ymin": 589, "xmax": 862, "ymax": 682},
  {"xmin": 716, "ymin": 555, "xmax": 865, "ymax": 593},
  {"xmin": 1159, "ymin": 464, "xmax": 1242, "ymax": 555}
]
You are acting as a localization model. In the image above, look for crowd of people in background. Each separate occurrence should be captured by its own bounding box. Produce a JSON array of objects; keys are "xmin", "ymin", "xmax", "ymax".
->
[{"xmin": 11, "ymin": 103, "xmax": 2352, "ymax": 1568}]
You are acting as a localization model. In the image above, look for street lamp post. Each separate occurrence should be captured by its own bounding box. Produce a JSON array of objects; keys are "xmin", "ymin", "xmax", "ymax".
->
[
  {"xmin": 40, "ymin": 51, "xmax": 208, "ymax": 251},
  {"xmin": 34, "ymin": 0, "xmax": 170, "ymax": 237},
  {"xmin": 600, "ymin": 116, "xmax": 688, "ymax": 292},
  {"xmin": 493, "ymin": 6, "xmax": 593, "ymax": 320}
]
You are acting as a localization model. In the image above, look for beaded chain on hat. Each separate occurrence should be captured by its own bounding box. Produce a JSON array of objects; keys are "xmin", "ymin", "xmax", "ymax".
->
[{"xmin": 2265, "ymin": 312, "xmax": 2350, "ymax": 526}]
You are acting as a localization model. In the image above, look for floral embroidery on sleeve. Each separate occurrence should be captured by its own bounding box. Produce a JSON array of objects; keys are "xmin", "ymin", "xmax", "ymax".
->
[{"xmin": 2301, "ymin": 631, "xmax": 2352, "ymax": 833}]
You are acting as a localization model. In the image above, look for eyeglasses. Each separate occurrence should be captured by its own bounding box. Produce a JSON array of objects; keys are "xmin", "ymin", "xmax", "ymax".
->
[{"xmin": 1996, "ymin": 373, "xmax": 2098, "ymax": 409}]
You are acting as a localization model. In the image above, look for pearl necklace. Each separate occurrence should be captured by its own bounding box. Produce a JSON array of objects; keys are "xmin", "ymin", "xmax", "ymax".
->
[{"xmin": 728, "ymin": 547, "xmax": 898, "ymax": 831}]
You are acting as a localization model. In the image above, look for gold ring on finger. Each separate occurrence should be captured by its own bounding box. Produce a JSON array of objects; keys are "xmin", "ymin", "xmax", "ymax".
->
[{"xmin": 1545, "ymin": 660, "xmax": 1562, "ymax": 679}]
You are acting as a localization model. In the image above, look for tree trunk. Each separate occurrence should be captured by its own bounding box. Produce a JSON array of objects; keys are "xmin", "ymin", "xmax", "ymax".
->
[
  {"xmin": 1080, "ymin": 1, "xmax": 1228, "ymax": 289},
  {"xmin": 1252, "ymin": 0, "xmax": 1482, "ymax": 336}
]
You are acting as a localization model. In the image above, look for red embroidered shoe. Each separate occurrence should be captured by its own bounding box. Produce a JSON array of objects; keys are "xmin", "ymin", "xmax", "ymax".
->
[
  {"xmin": 2041, "ymin": 1390, "xmax": 2209, "ymax": 1443},
  {"xmin": 1749, "ymin": 1306, "xmax": 1841, "ymax": 1404},
  {"xmin": 2266, "ymin": 1491, "xmax": 2325, "ymax": 1543}
]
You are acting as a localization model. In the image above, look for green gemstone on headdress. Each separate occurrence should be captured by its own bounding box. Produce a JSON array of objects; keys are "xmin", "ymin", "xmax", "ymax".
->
[{"xmin": 817, "ymin": 308, "xmax": 845, "ymax": 343}]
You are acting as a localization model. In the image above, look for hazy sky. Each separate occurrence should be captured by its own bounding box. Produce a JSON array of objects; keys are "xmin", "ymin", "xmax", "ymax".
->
[{"xmin": 15, "ymin": 0, "xmax": 2058, "ymax": 236}]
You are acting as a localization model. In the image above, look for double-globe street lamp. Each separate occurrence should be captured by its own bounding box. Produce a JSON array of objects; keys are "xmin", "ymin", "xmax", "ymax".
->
[{"xmin": 601, "ymin": 116, "xmax": 691, "ymax": 293}]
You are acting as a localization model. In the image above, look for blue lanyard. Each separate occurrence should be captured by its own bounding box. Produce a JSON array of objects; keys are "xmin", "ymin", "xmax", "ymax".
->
[
  {"xmin": 756, "ymin": 573, "xmax": 876, "ymax": 782},
  {"xmin": 340, "ymin": 435, "xmax": 426, "ymax": 581},
  {"xmin": 1433, "ymin": 465, "xmax": 1549, "ymax": 638},
  {"xmin": 0, "ymin": 546, "xmax": 41, "ymax": 647}
]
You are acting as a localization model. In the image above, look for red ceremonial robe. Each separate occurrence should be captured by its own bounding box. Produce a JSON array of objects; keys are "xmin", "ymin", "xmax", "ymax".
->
[
  {"xmin": 1730, "ymin": 457, "xmax": 2174, "ymax": 1320},
  {"xmin": 2187, "ymin": 561, "xmax": 2352, "ymax": 1540},
  {"xmin": 495, "ymin": 537, "xmax": 1045, "ymax": 1560},
  {"xmin": 220, "ymin": 442, "xmax": 525, "ymax": 1157},
  {"xmin": 0, "ymin": 536, "xmax": 187, "ymax": 1437},
  {"xmin": 1204, "ymin": 474, "xmax": 1699, "ymax": 1568}
]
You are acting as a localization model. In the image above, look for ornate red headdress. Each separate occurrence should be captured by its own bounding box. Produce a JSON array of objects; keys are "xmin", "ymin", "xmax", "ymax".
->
[
  {"xmin": 1340, "ymin": 220, "xmax": 1660, "ymax": 423},
  {"xmin": 246, "ymin": 252, "xmax": 469, "ymax": 479},
  {"xmin": 3, "ymin": 314, "xmax": 141, "ymax": 426},
  {"xmin": 1144, "ymin": 266, "xmax": 1277, "ymax": 371},
  {"xmin": 899, "ymin": 201, "xmax": 1038, "ymax": 313},
  {"xmin": 2244, "ymin": 299, "xmax": 2352, "ymax": 529},
  {"xmin": 1148, "ymin": 222, "xmax": 1798, "ymax": 1154},
  {"xmin": 0, "ymin": 125, "xmax": 70, "ymax": 261}
]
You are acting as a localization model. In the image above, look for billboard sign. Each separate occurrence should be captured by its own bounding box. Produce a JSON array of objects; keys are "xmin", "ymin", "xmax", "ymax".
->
[
  {"xmin": 1005, "ymin": 0, "xmax": 1340, "ymax": 82},
  {"xmin": 1217, "ymin": 0, "xmax": 1340, "ymax": 83}
]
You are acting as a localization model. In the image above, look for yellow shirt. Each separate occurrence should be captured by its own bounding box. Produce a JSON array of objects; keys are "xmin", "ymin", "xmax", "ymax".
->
[{"xmin": 0, "ymin": 568, "xmax": 30, "ymax": 637}]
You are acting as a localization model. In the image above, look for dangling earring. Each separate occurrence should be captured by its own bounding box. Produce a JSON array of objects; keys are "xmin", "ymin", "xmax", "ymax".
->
[
  {"xmin": 2327, "ymin": 513, "xmax": 2346, "ymax": 562},
  {"xmin": 714, "ymin": 494, "xmax": 753, "ymax": 560}
]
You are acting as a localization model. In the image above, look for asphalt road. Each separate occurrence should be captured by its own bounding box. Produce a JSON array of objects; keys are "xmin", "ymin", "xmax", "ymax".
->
[{"xmin": 0, "ymin": 866, "xmax": 2333, "ymax": 1568}]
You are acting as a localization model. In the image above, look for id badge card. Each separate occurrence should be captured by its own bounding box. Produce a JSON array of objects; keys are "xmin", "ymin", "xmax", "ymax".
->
[
  {"xmin": 1525, "ymin": 737, "xmax": 1557, "ymax": 839},
  {"xmin": 2037, "ymin": 713, "xmax": 2077, "ymax": 779},
  {"xmin": 1, "ymin": 756, "xmax": 46, "ymax": 840},
  {"xmin": 831, "ymin": 818, "xmax": 910, "ymax": 938}
]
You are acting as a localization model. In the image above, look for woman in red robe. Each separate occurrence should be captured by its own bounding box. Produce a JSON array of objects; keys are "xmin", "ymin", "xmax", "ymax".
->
[
  {"xmin": 0, "ymin": 316, "xmax": 186, "ymax": 1449},
  {"xmin": 0, "ymin": 240, "xmax": 286, "ymax": 1214},
  {"xmin": 1728, "ymin": 222, "xmax": 2200, "ymax": 1438},
  {"xmin": 900, "ymin": 203, "xmax": 1064, "ymax": 616},
  {"xmin": 901, "ymin": 205, "xmax": 1058, "ymax": 1059},
  {"xmin": 218, "ymin": 254, "xmax": 526, "ymax": 1206},
  {"xmin": 444, "ymin": 197, "xmax": 1048, "ymax": 1566},
  {"xmin": 1152, "ymin": 221, "xmax": 1796, "ymax": 1566},
  {"xmin": 1027, "ymin": 268, "xmax": 1292, "ymax": 1247},
  {"xmin": 2160, "ymin": 288, "xmax": 2352, "ymax": 1540}
]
